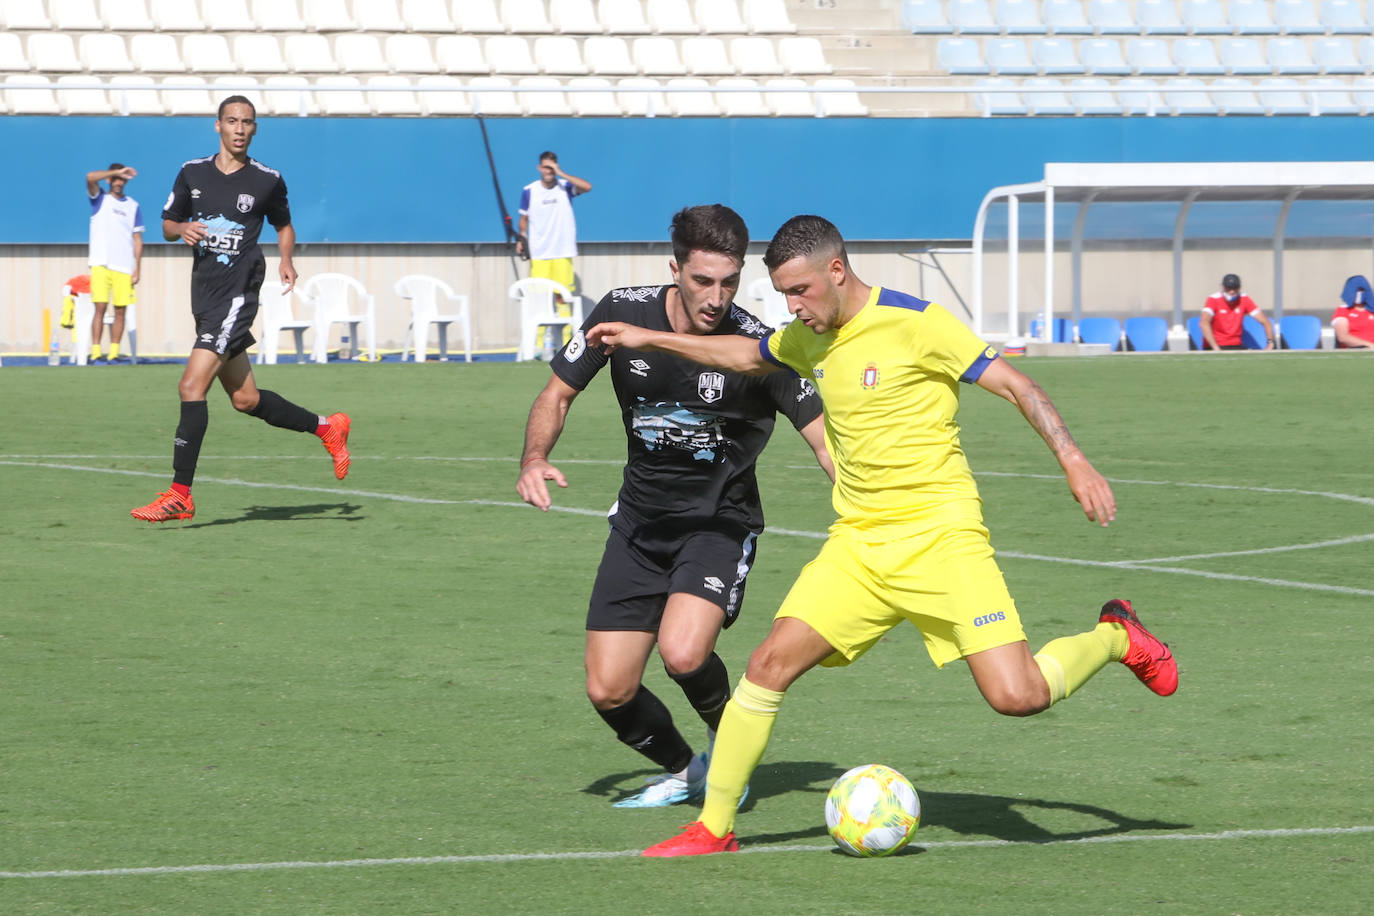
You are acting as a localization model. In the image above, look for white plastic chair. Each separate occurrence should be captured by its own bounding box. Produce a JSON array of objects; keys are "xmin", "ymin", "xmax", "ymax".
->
[
  {"xmin": 52, "ymin": 0, "xmax": 103, "ymax": 30},
  {"xmin": 402, "ymin": 0, "xmax": 454, "ymax": 30},
  {"xmin": 254, "ymin": 0, "xmax": 306, "ymax": 30},
  {"xmin": 455, "ymin": 0, "xmax": 505, "ymax": 32},
  {"xmin": 302, "ymin": 0, "xmax": 356, "ymax": 30},
  {"xmin": 5, "ymin": 0, "xmax": 52, "ymax": 28},
  {"xmin": 503, "ymin": 0, "xmax": 556, "ymax": 31},
  {"xmin": 731, "ymin": 36, "xmax": 783, "ymax": 75},
  {"xmin": 535, "ymin": 36, "xmax": 590, "ymax": 74},
  {"xmin": 26, "ymin": 34, "xmax": 81, "ymax": 73},
  {"xmin": 256, "ymin": 280, "xmax": 311, "ymax": 364},
  {"xmin": 647, "ymin": 0, "xmax": 699, "ymax": 33},
  {"xmin": 100, "ymin": 0, "xmax": 155, "ymax": 29},
  {"xmin": 386, "ymin": 35, "xmax": 440, "ymax": 74},
  {"xmin": 235, "ymin": 35, "xmax": 290, "ymax": 74},
  {"xmin": 354, "ymin": 0, "xmax": 405, "ymax": 31},
  {"xmin": 584, "ymin": 36, "xmax": 637, "ymax": 75},
  {"xmin": 150, "ymin": 0, "xmax": 203, "ymax": 29},
  {"xmin": 417, "ymin": 75, "xmax": 473, "ymax": 114},
  {"xmin": 746, "ymin": 276, "xmax": 790, "ymax": 328},
  {"xmin": 203, "ymin": 0, "xmax": 254, "ymax": 30},
  {"xmin": 695, "ymin": 0, "xmax": 746, "ymax": 33},
  {"xmin": 396, "ymin": 274, "xmax": 472, "ymax": 363},
  {"xmin": 486, "ymin": 36, "xmax": 540, "ymax": 74},
  {"xmin": 949, "ymin": 0, "xmax": 998, "ymax": 34},
  {"xmin": 568, "ymin": 76, "xmax": 621, "ymax": 115},
  {"xmin": 130, "ymin": 33, "xmax": 185, "ymax": 73},
  {"xmin": 510, "ymin": 278, "xmax": 578, "ymax": 362},
  {"xmin": 550, "ymin": 0, "xmax": 601, "ymax": 33},
  {"xmin": 1139, "ymin": 0, "xmax": 1187, "ymax": 33},
  {"xmin": 58, "ymin": 75, "xmax": 114, "ymax": 114},
  {"xmin": 683, "ymin": 37, "xmax": 734, "ymax": 75},
  {"xmin": 80, "ymin": 35, "xmax": 134, "ymax": 73},
  {"xmin": 743, "ymin": 0, "xmax": 796, "ymax": 33},
  {"xmin": 299, "ymin": 273, "xmax": 377, "ymax": 363},
  {"xmin": 598, "ymin": 0, "xmax": 651, "ymax": 33}
]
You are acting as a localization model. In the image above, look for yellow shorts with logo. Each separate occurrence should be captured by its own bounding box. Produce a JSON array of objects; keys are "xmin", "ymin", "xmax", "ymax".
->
[
  {"xmin": 529, "ymin": 258, "xmax": 575, "ymax": 345},
  {"xmin": 90, "ymin": 265, "xmax": 135, "ymax": 307},
  {"xmin": 775, "ymin": 518, "xmax": 1026, "ymax": 669}
]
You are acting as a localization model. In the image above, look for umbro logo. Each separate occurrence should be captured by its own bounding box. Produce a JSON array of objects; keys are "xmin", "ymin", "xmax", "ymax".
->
[
  {"xmin": 703, "ymin": 577, "xmax": 724, "ymax": 594},
  {"xmin": 630, "ymin": 358, "xmax": 650, "ymax": 377},
  {"xmin": 200, "ymin": 333, "xmax": 213, "ymax": 341},
  {"xmin": 191, "ymin": 188, "xmax": 201, "ymax": 199},
  {"xmin": 812, "ymin": 369, "xmax": 824, "ymax": 379}
]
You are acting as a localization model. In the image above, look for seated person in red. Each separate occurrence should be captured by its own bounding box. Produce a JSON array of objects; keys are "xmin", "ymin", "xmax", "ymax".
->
[
  {"xmin": 1333, "ymin": 275, "xmax": 1374, "ymax": 350},
  {"xmin": 1201, "ymin": 273, "xmax": 1274, "ymax": 351},
  {"xmin": 61, "ymin": 274, "xmax": 91, "ymax": 329}
]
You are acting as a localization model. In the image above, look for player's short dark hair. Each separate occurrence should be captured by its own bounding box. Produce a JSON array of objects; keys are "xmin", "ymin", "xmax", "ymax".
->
[
  {"xmin": 539, "ymin": 150, "xmax": 558, "ymax": 162},
  {"xmin": 670, "ymin": 204, "xmax": 749, "ymax": 268},
  {"xmin": 217, "ymin": 95, "xmax": 256, "ymax": 119},
  {"xmin": 108, "ymin": 162, "xmax": 125, "ymax": 172},
  {"xmin": 764, "ymin": 215, "xmax": 848, "ymax": 271},
  {"xmin": 1222, "ymin": 273, "xmax": 1241, "ymax": 290}
]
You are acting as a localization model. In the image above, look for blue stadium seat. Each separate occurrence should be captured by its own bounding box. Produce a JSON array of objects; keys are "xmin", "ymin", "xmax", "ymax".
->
[
  {"xmin": 1273, "ymin": 0, "xmax": 1324, "ymax": 34},
  {"xmin": 1127, "ymin": 38, "xmax": 1180, "ymax": 76},
  {"xmin": 1218, "ymin": 38, "xmax": 1271, "ymax": 76},
  {"xmin": 1308, "ymin": 76, "xmax": 1359, "ymax": 113},
  {"xmin": 1174, "ymin": 38, "xmax": 1225, "ymax": 76},
  {"xmin": 1354, "ymin": 76, "xmax": 1374, "ymax": 114},
  {"xmin": 1259, "ymin": 77, "xmax": 1310, "ymax": 114},
  {"xmin": 1117, "ymin": 77, "xmax": 1166, "ymax": 114},
  {"xmin": 986, "ymin": 38, "xmax": 1036, "ymax": 75},
  {"xmin": 1278, "ymin": 314, "xmax": 1322, "ymax": 349},
  {"xmin": 1320, "ymin": 0, "xmax": 1367, "ymax": 33},
  {"xmin": 1080, "ymin": 38, "xmax": 1131, "ymax": 76},
  {"xmin": 1088, "ymin": 0, "xmax": 1136, "ymax": 34},
  {"xmin": 1165, "ymin": 77, "xmax": 1217, "ymax": 114},
  {"xmin": 1312, "ymin": 38, "xmax": 1363, "ymax": 76},
  {"xmin": 937, "ymin": 37, "xmax": 990, "ymax": 75},
  {"xmin": 1042, "ymin": 0, "xmax": 1093, "ymax": 35},
  {"xmin": 1068, "ymin": 78, "xmax": 1124, "ymax": 114},
  {"xmin": 1029, "ymin": 317, "xmax": 1073, "ymax": 342},
  {"xmin": 974, "ymin": 77, "xmax": 1028, "ymax": 115},
  {"xmin": 1241, "ymin": 314, "xmax": 1269, "ymax": 348},
  {"xmin": 1139, "ymin": 0, "xmax": 1187, "ymax": 34},
  {"xmin": 1124, "ymin": 316, "xmax": 1169, "ymax": 351},
  {"xmin": 1267, "ymin": 37, "xmax": 1319, "ymax": 75},
  {"xmin": 1077, "ymin": 316, "xmax": 1123, "ymax": 349},
  {"xmin": 1212, "ymin": 77, "xmax": 1266, "ymax": 114},
  {"xmin": 949, "ymin": 0, "xmax": 1000, "ymax": 34},
  {"xmin": 1023, "ymin": 77, "xmax": 1075, "ymax": 113},
  {"xmin": 1032, "ymin": 38, "xmax": 1086, "ymax": 75},
  {"xmin": 1230, "ymin": 0, "xmax": 1280, "ymax": 34},
  {"xmin": 1180, "ymin": 0, "xmax": 1230, "ymax": 35},
  {"xmin": 1187, "ymin": 315, "xmax": 1204, "ymax": 349},
  {"xmin": 901, "ymin": 0, "xmax": 953, "ymax": 33},
  {"xmin": 1357, "ymin": 37, "xmax": 1374, "ymax": 73},
  {"xmin": 994, "ymin": 0, "xmax": 1043, "ymax": 34}
]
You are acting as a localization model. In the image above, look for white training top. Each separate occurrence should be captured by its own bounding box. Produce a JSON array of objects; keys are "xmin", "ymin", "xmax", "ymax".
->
[
  {"xmin": 518, "ymin": 177, "xmax": 580, "ymax": 261},
  {"xmin": 88, "ymin": 190, "xmax": 144, "ymax": 274}
]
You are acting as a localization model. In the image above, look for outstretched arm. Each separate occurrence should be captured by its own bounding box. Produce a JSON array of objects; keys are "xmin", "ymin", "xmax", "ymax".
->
[
  {"xmin": 516, "ymin": 373, "xmax": 582, "ymax": 512},
  {"xmin": 975, "ymin": 358, "xmax": 1116, "ymax": 526},
  {"xmin": 586, "ymin": 322, "xmax": 776, "ymax": 375},
  {"xmin": 797, "ymin": 415, "xmax": 835, "ymax": 483}
]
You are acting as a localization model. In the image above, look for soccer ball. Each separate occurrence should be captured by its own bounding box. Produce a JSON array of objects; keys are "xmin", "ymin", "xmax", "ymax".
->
[{"xmin": 824, "ymin": 764, "xmax": 921, "ymax": 858}]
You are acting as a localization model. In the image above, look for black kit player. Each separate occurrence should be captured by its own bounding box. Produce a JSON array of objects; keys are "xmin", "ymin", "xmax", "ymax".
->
[
  {"xmin": 516, "ymin": 205, "xmax": 834, "ymax": 808},
  {"xmin": 131, "ymin": 96, "xmax": 351, "ymax": 523}
]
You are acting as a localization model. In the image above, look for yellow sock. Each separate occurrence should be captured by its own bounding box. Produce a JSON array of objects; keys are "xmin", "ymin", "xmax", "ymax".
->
[
  {"xmin": 109, "ymin": 342, "xmax": 120, "ymax": 359},
  {"xmin": 1033, "ymin": 623, "xmax": 1126, "ymax": 706},
  {"xmin": 91, "ymin": 344, "xmax": 102, "ymax": 359},
  {"xmin": 700, "ymin": 677, "xmax": 784, "ymax": 837}
]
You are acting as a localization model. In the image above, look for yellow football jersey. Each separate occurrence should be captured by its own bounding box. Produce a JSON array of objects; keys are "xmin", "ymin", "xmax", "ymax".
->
[{"xmin": 763, "ymin": 286, "xmax": 999, "ymax": 531}]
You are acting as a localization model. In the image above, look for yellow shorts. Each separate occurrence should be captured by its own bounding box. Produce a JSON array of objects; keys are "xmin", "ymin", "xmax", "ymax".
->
[
  {"xmin": 90, "ymin": 265, "xmax": 134, "ymax": 307},
  {"xmin": 530, "ymin": 258, "xmax": 576, "ymax": 297},
  {"xmin": 775, "ymin": 519, "xmax": 1026, "ymax": 669}
]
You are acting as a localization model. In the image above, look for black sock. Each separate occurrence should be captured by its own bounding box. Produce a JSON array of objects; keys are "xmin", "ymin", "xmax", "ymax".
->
[
  {"xmin": 668, "ymin": 652, "xmax": 731, "ymax": 733},
  {"xmin": 596, "ymin": 687, "xmax": 694, "ymax": 774},
  {"xmin": 172, "ymin": 400, "xmax": 209, "ymax": 488},
  {"xmin": 247, "ymin": 388, "xmax": 317, "ymax": 432}
]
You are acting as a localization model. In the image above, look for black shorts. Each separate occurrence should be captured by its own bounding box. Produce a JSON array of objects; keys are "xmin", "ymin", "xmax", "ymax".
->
[
  {"xmin": 191, "ymin": 258, "xmax": 264, "ymax": 359},
  {"xmin": 586, "ymin": 526, "xmax": 758, "ymax": 632}
]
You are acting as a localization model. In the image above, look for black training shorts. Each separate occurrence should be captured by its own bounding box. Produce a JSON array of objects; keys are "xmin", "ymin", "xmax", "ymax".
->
[{"xmin": 190, "ymin": 257, "xmax": 264, "ymax": 359}]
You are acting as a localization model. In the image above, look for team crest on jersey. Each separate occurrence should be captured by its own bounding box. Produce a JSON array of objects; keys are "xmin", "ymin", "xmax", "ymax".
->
[
  {"xmin": 698, "ymin": 371, "xmax": 725, "ymax": 403},
  {"xmin": 861, "ymin": 364, "xmax": 880, "ymax": 389},
  {"xmin": 236, "ymin": 194, "xmax": 255, "ymax": 213}
]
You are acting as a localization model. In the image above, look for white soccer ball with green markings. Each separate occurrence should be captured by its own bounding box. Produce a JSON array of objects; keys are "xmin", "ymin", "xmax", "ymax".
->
[{"xmin": 824, "ymin": 764, "xmax": 921, "ymax": 858}]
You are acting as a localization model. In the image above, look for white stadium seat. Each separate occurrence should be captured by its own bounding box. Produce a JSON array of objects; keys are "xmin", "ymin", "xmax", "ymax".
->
[
  {"xmin": 973, "ymin": 77, "xmax": 1027, "ymax": 116},
  {"xmin": 633, "ymin": 37, "xmax": 688, "ymax": 75},
  {"xmin": 417, "ymin": 75, "xmax": 473, "ymax": 114},
  {"xmin": 204, "ymin": 0, "xmax": 254, "ymax": 31},
  {"xmin": 534, "ymin": 36, "xmax": 589, "ymax": 74},
  {"xmin": 743, "ymin": 0, "xmax": 795, "ymax": 33},
  {"xmin": 815, "ymin": 77, "xmax": 868, "ymax": 116},
  {"xmin": 1218, "ymin": 38, "xmax": 1271, "ymax": 76},
  {"xmin": 616, "ymin": 77, "xmax": 668, "ymax": 116},
  {"xmin": 1320, "ymin": 0, "xmax": 1366, "ymax": 34},
  {"xmin": 1360, "ymin": 37, "xmax": 1374, "ymax": 73},
  {"xmin": 1087, "ymin": 0, "xmax": 1134, "ymax": 34},
  {"xmin": 1032, "ymin": 38, "xmax": 1085, "ymax": 75},
  {"xmin": 550, "ymin": 0, "xmax": 601, "ymax": 33},
  {"xmin": 454, "ymin": 0, "xmax": 505, "ymax": 32},
  {"xmin": 902, "ymin": 0, "xmax": 952, "ymax": 33},
  {"xmin": 485, "ymin": 36, "xmax": 539, "ymax": 74},
  {"xmin": 1211, "ymin": 77, "xmax": 1265, "ymax": 114},
  {"xmin": 1042, "ymin": 0, "xmax": 1091, "ymax": 35},
  {"xmin": 1080, "ymin": 38, "xmax": 1130, "ymax": 76},
  {"xmin": 1268, "ymin": 37, "xmax": 1320, "ymax": 75},
  {"xmin": 0, "ymin": 34, "xmax": 28, "ymax": 72},
  {"xmin": 695, "ymin": 0, "xmax": 747, "ymax": 34},
  {"xmin": 368, "ymin": 75, "xmax": 422, "ymax": 114},
  {"xmin": 5, "ymin": 74, "xmax": 59, "ymax": 113},
  {"xmin": 254, "ymin": 0, "xmax": 306, "ymax": 30},
  {"xmin": 334, "ymin": 35, "xmax": 389, "ymax": 73},
  {"xmin": 402, "ymin": 0, "xmax": 454, "ymax": 31},
  {"xmin": 468, "ymin": 76, "xmax": 523, "ymax": 115},
  {"xmin": 731, "ymin": 37, "xmax": 783, "ymax": 75},
  {"xmin": 385, "ymin": 35, "xmax": 440, "ymax": 74},
  {"xmin": 1259, "ymin": 76, "xmax": 1309, "ymax": 114},
  {"xmin": 130, "ymin": 34, "xmax": 185, "ymax": 73},
  {"xmin": 763, "ymin": 76, "xmax": 813, "ymax": 116},
  {"xmin": 109, "ymin": 74, "xmax": 163, "ymax": 113},
  {"xmin": 715, "ymin": 76, "xmax": 770, "ymax": 115},
  {"xmin": 1022, "ymin": 78, "xmax": 1075, "ymax": 115},
  {"xmin": 283, "ymin": 34, "xmax": 339, "ymax": 72},
  {"xmin": 302, "ymin": 0, "xmax": 356, "ymax": 30},
  {"xmin": 1139, "ymin": 0, "xmax": 1186, "ymax": 34},
  {"xmin": 212, "ymin": 76, "xmax": 263, "ymax": 112},
  {"xmin": 1307, "ymin": 76, "xmax": 1358, "ymax": 113},
  {"xmin": 647, "ymin": 0, "xmax": 698, "ymax": 33},
  {"xmin": 583, "ymin": 36, "xmax": 636, "ymax": 75},
  {"xmin": 503, "ymin": 0, "xmax": 556, "ymax": 32},
  {"xmin": 567, "ymin": 76, "xmax": 622, "ymax": 115},
  {"xmin": 183, "ymin": 34, "xmax": 236, "ymax": 74},
  {"xmin": 263, "ymin": 76, "xmax": 319, "ymax": 116},
  {"xmin": 149, "ymin": 0, "xmax": 203, "ymax": 30},
  {"xmin": 1312, "ymin": 38, "xmax": 1362, "ymax": 76},
  {"xmin": 1230, "ymin": 0, "xmax": 1279, "ymax": 34},
  {"xmin": 1125, "ymin": 38, "xmax": 1178, "ymax": 76},
  {"xmin": 519, "ymin": 76, "xmax": 573, "ymax": 115},
  {"xmin": 987, "ymin": 38, "xmax": 1036, "ymax": 76},
  {"xmin": 316, "ymin": 75, "xmax": 371, "ymax": 115},
  {"xmin": 1117, "ymin": 77, "xmax": 1164, "ymax": 115},
  {"xmin": 27, "ymin": 34, "xmax": 82, "ymax": 73},
  {"xmin": 779, "ymin": 36, "xmax": 832, "ymax": 74},
  {"xmin": 1163, "ymin": 77, "xmax": 1216, "ymax": 114},
  {"xmin": 4, "ymin": 0, "xmax": 52, "ymax": 29},
  {"xmin": 994, "ymin": 0, "xmax": 1043, "ymax": 34},
  {"xmin": 161, "ymin": 76, "xmax": 216, "ymax": 116},
  {"xmin": 435, "ymin": 36, "xmax": 490, "ymax": 74},
  {"xmin": 682, "ymin": 37, "xmax": 734, "ymax": 75},
  {"xmin": 100, "ymin": 0, "xmax": 155, "ymax": 30},
  {"xmin": 354, "ymin": 0, "xmax": 406, "ymax": 31},
  {"xmin": 598, "ymin": 0, "xmax": 650, "ymax": 33},
  {"xmin": 1067, "ymin": 77, "xmax": 1122, "ymax": 114},
  {"xmin": 1180, "ymin": 0, "xmax": 1229, "ymax": 35},
  {"xmin": 58, "ymin": 74, "xmax": 114, "ymax": 114},
  {"xmin": 937, "ymin": 37, "xmax": 990, "ymax": 75},
  {"xmin": 1352, "ymin": 75, "xmax": 1374, "ymax": 114},
  {"xmin": 52, "ymin": 0, "xmax": 102, "ymax": 30},
  {"xmin": 948, "ymin": 0, "xmax": 998, "ymax": 34},
  {"xmin": 665, "ymin": 77, "xmax": 720, "ymax": 115},
  {"xmin": 235, "ymin": 35, "xmax": 290, "ymax": 74},
  {"xmin": 79, "ymin": 34, "xmax": 135, "ymax": 73},
  {"xmin": 1174, "ymin": 38, "xmax": 1224, "ymax": 76}
]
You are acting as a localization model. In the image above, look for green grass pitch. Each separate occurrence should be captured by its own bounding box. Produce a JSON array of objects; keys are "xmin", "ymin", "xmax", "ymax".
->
[{"xmin": 1, "ymin": 353, "xmax": 1371, "ymax": 914}]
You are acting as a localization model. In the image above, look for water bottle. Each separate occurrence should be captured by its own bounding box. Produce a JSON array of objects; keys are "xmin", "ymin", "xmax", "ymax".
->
[
  {"xmin": 47, "ymin": 338, "xmax": 60, "ymax": 366},
  {"xmin": 339, "ymin": 333, "xmax": 352, "ymax": 361},
  {"xmin": 540, "ymin": 325, "xmax": 557, "ymax": 361}
]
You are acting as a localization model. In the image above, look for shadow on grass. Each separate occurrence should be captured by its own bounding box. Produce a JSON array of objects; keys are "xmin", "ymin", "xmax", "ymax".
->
[{"xmin": 177, "ymin": 503, "xmax": 366, "ymax": 528}]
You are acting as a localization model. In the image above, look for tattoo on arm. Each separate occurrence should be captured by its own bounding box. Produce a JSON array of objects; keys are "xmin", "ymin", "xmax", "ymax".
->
[{"xmin": 1022, "ymin": 380, "xmax": 1079, "ymax": 457}]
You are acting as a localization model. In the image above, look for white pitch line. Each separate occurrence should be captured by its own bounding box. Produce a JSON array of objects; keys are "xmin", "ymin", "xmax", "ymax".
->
[
  {"xmin": 1128, "ymin": 532, "xmax": 1374, "ymax": 564},
  {"xmin": 2, "ymin": 825, "xmax": 1370, "ymax": 880}
]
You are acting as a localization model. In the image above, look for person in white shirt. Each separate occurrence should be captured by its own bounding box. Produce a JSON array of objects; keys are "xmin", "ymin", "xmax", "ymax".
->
[
  {"xmin": 517, "ymin": 152, "xmax": 592, "ymax": 351},
  {"xmin": 85, "ymin": 163, "xmax": 144, "ymax": 363}
]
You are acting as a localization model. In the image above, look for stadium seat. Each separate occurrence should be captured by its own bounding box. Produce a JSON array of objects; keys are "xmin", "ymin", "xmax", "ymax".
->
[
  {"xmin": 435, "ymin": 36, "xmax": 490, "ymax": 75},
  {"xmin": 300, "ymin": 273, "xmax": 377, "ymax": 364},
  {"xmin": 567, "ymin": 76, "xmax": 621, "ymax": 115},
  {"xmin": 617, "ymin": 77, "xmax": 669, "ymax": 116},
  {"xmin": 1022, "ymin": 77, "xmax": 1075, "ymax": 114},
  {"xmin": 1028, "ymin": 317, "xmax": 1073, "ymax": 342},
  {"xmin": 682, "ymin": 36, "xmax": 733, "ymax": 74},
  {"xmin": 354, "ymin": 0, "xmax": 405, "ymax": 31},
  {"xmin": 974, "ymin": 77, "xmax": 1028, "ymax": 115},
  {"xmin": 902, "ymin": 0, "xmax": 952, "ymax": 33},
  {"xmin": 1307, "ymin": 76, "xmax": 1358, "ymax": 113},
  {"xmin": 256, "ymin": 281, "xmax": 312, "ymax": 365},
  {"xmin": 100, "ymin": 0, "xmax": 154, "ymax": 30},
  {"xmin": 1274, "ymin": 0, "xmax": 1323, "ymax": 34},
  {"xmin": 397, "ymin": 275, "xmax": 472, "ymax": 363},
  {"xmin": 715, "ymin": 77, "xmax": 770, "ymax": 115},
  {"xmin": 109, "ymin": 74, "xmax": 163, "ymax": 114},
  {"xmin": 468, "ymin": 76, "xmax": 523, "ymax": 115},
  {"xmin": 731, "ymin": 37, "xmax": 784, "ymax": 75},
  {"xmin": 1117, "ymin": 77, "xmax": 1165, "ymax": 115},
  {"xmin": 80, "ymin": 34, "xmax": 135, "ymax": 74},
  {"xmin": 302, "ymin": 0, "xmax": 356, "ymax": 30},
  {"xmin": 315, "ymin": 76, "xmax": 371, "ymax": 115},
  {"xmin": 0, "ymin": 34, "xmax": 26, "ymax": 72},
  {"xmin": 283, "ymin": 35, "xmax": 339, "ymax": 73},
  {"xmin": 1212, "ymin": 77, "xmax": 1265, "ymax": 114},
  {"xmin": 695, "ymin": 0, "xmax": 747, "ymax": 33},
  {"xmin": 815, "ymin": 78, "xmax": 868, "ymax": 116},
  {"xmin": 1080, "ymin": 39, "xmax": 1130, "ymax": 76},
  {"xmin": 519, "ymin": 76, "xmax": 573, "ymax": 115},
  {"xmin": 665, "ymin": 77, "xmax": 720, "ymax": 115},
  {"xmin": 1032, "ymin": 38, "xmax": 1085, "ymax": 75},
  {"xmin": 262, "ymin": 75, "xmax": 320, "ymax": 116},
  {"xmin": 58, "ymin": 74, "xmax": 113, "ymax": 114},
  {"xmin": 27, "ymin": 34, "xmax": 81, "ymax": 73},
  {"xmin": 647, "ymin": 0, "xmax": 699, "ymax": 33},
  {"xmin": 1268, "ymin": 37, "xmax": 1319, "ymax": 75},
  {"xmin": 937, "ymin": 37, "xmax": 990, "ymax": 76},
  {"xmin": 485, "ymin": 36, "xmax": 539, "ymax": 75},
  {"xmin": 995, "ymin": 0, "xmax": 1043, "ymax": 34},
  {"xmin": 454, "ymin": 0, "xmax": 505, "ymax": 32},
  {"xmin": 1241, "ymin": 313, "xmax": 1268, "ymax": 348},
  {"xmin": 1043, "ymin": 0, "xmax": 1092, "ymax": 34},
  {"xmin": 183, "ymin": 35, "xmax": 236, "ymax": 74},
  {"xmin": 1139, "ymin": 0, "xmax": 1186, "ymax": 34},
  {"xmin": 52, "ymin": 0, "xmax": 102, "ymax": 30},
  {"xmin": 987, "ymin": 39, "xmax": 1036, "ymax": 75},
  {"xmin": 5, "ymin": 74, "xmax": 59, "ymax": 113},
  {"xmin": 1067, "ymin": 77, "xmax": 1123, "ymax": 114},
  {"xmin": 746, "ymin": 276, "xmax": 790, "ymax": 327},
  {"xmin": 583, "ymin": 36, "xmax": 637, "ymax": 75},
  {"xmin": 743, "ymin": 0, "xmax": 795, "ymax": 32},
  {"xmin": 1175, "ymin": 38, "xmax": 1224, "ymax": 76},
  {"xmin": 1313, "ymin": 38, "xmax": 1362, "ymax": 75},
  {"xmin": 368, "ymin": 75, "xmax": 422, "ymax": 115},
  {"xmin": 598, "ymin": 0, "xmax": 651, "ymax": 33},
  {"xmin": 1077, "ymin": 316, "xmax": 1123, "ymax": 349},
  {"xmin": 1186, "ymin": 315, "xmax": 1203, "ymax": 348},
  {"xmin": 1230, "ymin": 0, "xmax": 1279, "ymax": 34},
  {"xmin": 162, "ymin": 76, "xmax": 216, "ymax": 116},
  {"xmin": 1278, "ymin": 314, "xmax": 1322, "ymax": 349},
  {"xmin": 1180, "ymin": 0, "xmax": 1229, "ymax": 34},
  {"xmin": 130, "ymin": 34, "xmax": 184, "ymax": 73},
  {"xmin": 1218, "ymin": 38, "xmax": 1270, "ymax": 75},
  {"xmin": 535, "ymin": 36, "xmax": 589, "ymax": 74},
  {"xmin": 504, "ymin": 0, "xmax": 556, "ymax": 32},
  {"xmin": 212, "ymin": 75, "xmax": 262, "ymax": 111},
  {"xmin": 779, "ymin": 37, "xmax": 832, "ymax": 74},
  {"xmin": 763, "ymin": 77, "xmax": 814, "ymax": 116},
  {"xmin": 1123, "ymin": 316, "xmax": 1169, "ymax": 351},
  {"xmin": 385, "ymin": 35, "xmax": 439, "ymax": 74},
  {"xmin": 1349, "ymin": 75, "xmax": 1374, "ymax": 113},
  {"xmin": 1356, "ymin": 37, "xmax": 1374, "ymax": 73},
  {"xmin": 402, "ymin": 0, "xmax": 454, "ymax": 30},
  {"xmin": 149, "ymin": 0, "xmax": 204, "ymax": 29},
  {"xmin": 948, "ymin": 0, "xmax": 998, "ymax": 34},
  {"xmin": 1164, "ymin": 77, "xmax": 1217, "ymax": 113},
  {"xmin": 4, "ymin": 0, "xmax": 52, "ymax": 29},
  {"xmin": 549, "ymin": 0, "xmax": 602, "ymax": 33},
  {"xmin": 235, "ymin": 35, "xmax": 289, "ymax": 74},
  {"xmin": 1126, "ymin": 39, "xmax": 1179, "ymax": 76},
  {"xmin": 511, "ymin": 277, "xmax": 579, "ymax": 362},
  {"xmin": 634, "ymin": 37, "xmax": 688, "ymax": 75},
  {"xmin": 203, "ymin": 0, "xmax": 254, "ymax": 31},
  {"xmin": 1087, "ymin": 0, "xmax": 1135, "ymax": 34},
  {"xmin": 1320, "ymin": 0, "xmax": 1367, "ymax": 34},
  {"xmin": 1259, "ymin": 76, "xmax": 1310, "ymax": 114},
  {"xmin": 254, "ymin": 0, "xmax": 305, "ymax": 30},
  {"xmin": 416, "ymin": 75, "xmax": 473, "ymax": 114}
]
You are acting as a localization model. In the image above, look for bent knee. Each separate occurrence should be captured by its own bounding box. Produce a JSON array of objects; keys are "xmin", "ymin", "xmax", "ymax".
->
[
  {"xmin": 231, "ymin": 392, "xmax": 260, "ymax": 413},
  {"xmin": 659, "ymin": 646, "xmax": 710, "ymax": 679},
  {"xmin": 586, "ymin": 678, "xmax": 638, "ymax": 711},
  {"xmin": 986, "ymin": 685, "xmax": 1051, "ymax": 718}
]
